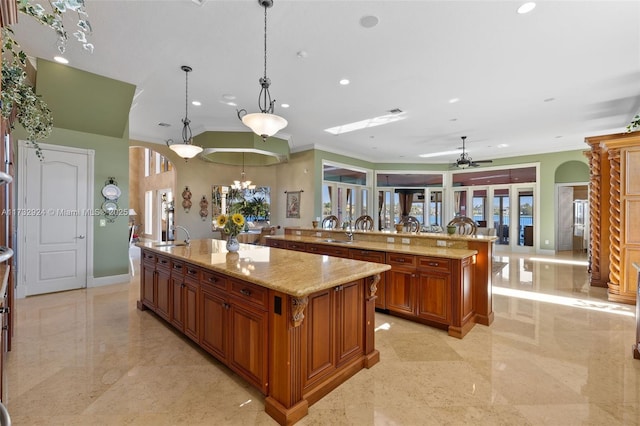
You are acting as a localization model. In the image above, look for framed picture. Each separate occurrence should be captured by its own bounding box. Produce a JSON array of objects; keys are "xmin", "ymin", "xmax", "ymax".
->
[{"xmin": 286, "ymin": 191, "xmax": 301, "ymax": 218}]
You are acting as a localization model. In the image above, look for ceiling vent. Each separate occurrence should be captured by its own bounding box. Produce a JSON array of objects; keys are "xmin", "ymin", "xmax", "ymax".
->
[{"xmin": 389, "ymin": 108, "xmax": 403, "ymax": 114}]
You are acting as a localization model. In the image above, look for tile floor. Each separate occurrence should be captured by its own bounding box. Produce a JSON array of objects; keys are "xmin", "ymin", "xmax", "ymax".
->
[{"xmin": 4, "ymin": 247, "xmax": 640, "ymax": 425}]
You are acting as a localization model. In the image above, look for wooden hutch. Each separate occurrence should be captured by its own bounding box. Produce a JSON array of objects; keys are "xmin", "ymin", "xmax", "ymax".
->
[{"xmin": 585, "ymin": 131, "xmax": 640, "ymax": 304}]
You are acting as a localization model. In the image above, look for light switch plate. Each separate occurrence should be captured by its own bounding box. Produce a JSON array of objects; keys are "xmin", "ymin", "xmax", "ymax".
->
[
  {"xmin": 401, "ymin": 238, "xmax": 410, "ymax": 244},
  {"xmin": 436, "ymin": 240, "xmax": 446, "ymax": 247},
  {"xmin": 387, "ymin": 237, "xmax": 394, "ymax": 243},
  {"xmin": 99, "ymin": 219, "xmax": 106, "ymax": 227},
  {"xmin": 295, "ymin": 231, "xmax": 301, "ymax": 235},
  {"xmin": 315, "ymin": 232, "xmax": 322, "ymax": 237}
]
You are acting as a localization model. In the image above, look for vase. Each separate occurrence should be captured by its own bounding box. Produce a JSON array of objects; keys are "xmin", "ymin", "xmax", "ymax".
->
[{"xmin": 226, "ymin": 236, "xmax": 240, "ymax": 253}]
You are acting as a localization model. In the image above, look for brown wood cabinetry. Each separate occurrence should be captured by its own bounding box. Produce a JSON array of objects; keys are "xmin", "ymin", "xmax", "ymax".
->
[
  {"xmin": 170, "ymin": 261, "xmax": 200, "ymax": 342},
  {"xmin": 302, "ymin": 280, "xmax": 364, "ymax": 392},
  {"xmin": 349, "ymin": 248, "xmax": 386, "ymax": 309},
  {"xmin": 200, "ymin": 279, "xmax": 228, "ymax": 362},
  {"xmin": 586, "ymin": 132, "xmax": 640, "ymax": 303},
  {"xmin": 416, "ymin": 257, "xmax": 451, "ymax": 324},
  {"xmin": 386, "ymin": 253, "xmax": 416, "ymax": 315}
]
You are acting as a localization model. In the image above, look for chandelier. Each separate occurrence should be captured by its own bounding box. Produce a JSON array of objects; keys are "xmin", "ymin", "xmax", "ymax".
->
[
  {"xmin": 232, "ymin": 153, "xmax": 256, "ymax": 191},
  {"xmin": 167, "ymin": 65, "xmax": 203, "ymax": 160},
  {"xmin": 236, "ymin": 0, "xmax": 287, "ymax": 141}
]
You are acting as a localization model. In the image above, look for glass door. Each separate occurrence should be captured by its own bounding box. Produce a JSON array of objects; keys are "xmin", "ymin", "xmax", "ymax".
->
[
  {"xmin": 492, "ymin": 187, "xmax": 510, "ymax": 245},
  {"xmin": 517, "ymin": 187, "xmax": 534, "ymax": 247}
]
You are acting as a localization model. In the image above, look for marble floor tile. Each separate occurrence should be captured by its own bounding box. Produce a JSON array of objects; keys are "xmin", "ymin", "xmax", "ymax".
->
[{"xmin": 4, "ymin": 248, "xmax": 640, "ymax": 425}]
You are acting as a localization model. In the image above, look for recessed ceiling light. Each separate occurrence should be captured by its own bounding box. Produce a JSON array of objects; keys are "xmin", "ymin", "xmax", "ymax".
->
[
  {"xmin": 192, "ymin": 101, "xmax": 201, "ymax": 106},
  {"xmin": 543, "ymin": 97, "xmax": 555, "ymax": 102},
  {"xmin": 496, "ymin": 143, "xmax": 509, "ymax": 148},
  {"xmin": 448, "ymin": 98, "xmax": 460, "ymax": 104},
  {"xmin": 450, "ymin": 118, "xmax": 458, "ymax": 122},
  {"xmin": 281, "ymin": 103, "xmax": 290, "ymax": 108},
  {"xmin": 222, "ymin": 94, "xmax": 236, "ymax": 101},
  {"xmin": 53, "ymin": 56, "xmax": 68, "ymax": 64},
  {"xmin": 517, "ymin": 2, "xmax": 536, "ymax": 14},
  {"xmin": 296, "ymin": 50, "xmax": 308, "ymax": 59},
  {"xmin": 360, "ymin": 15, "xmax": 379, "ymax": 29},
  {"xmin": 339, "ymin": 79, "xmax": 350, "ymax": 86}
]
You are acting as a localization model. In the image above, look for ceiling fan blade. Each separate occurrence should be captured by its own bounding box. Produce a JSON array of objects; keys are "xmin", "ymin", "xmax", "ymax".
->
[{"xmin": 472, "ymin": 160, "xmax": 493, "ymax": 163}]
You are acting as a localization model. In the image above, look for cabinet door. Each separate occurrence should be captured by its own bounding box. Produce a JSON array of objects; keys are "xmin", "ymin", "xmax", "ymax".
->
[
  {"xmin": 183, "ymin": 279, "xmax": 199, "ymax": 342},
  {"xmin": 155, "ymin": 268, "xmax": 171, "ymax": 321},
  {"xmin": 228, "ymin": 301, "xmax": 268, "ymax": 393},
  {"xmin": 416, "ymin": 271, "xmax": 450, "ymax": 324},
  {"xmin": 386, "ymin": 268, "xmax": 415, "ymax": 314},
  {"xmin": 141, "ymin": 263, "xmax": 155, "ymax": 309},
  {"xmin": 335, "ymin": 280, "xmax": 363, "ymax": 366},
  {"xmin": 200, "ymin": 288, "xmax": 228, "ymax": 362},
  {"xmin": 170, "ymin": 276, "xmax": 184, "ymax": 330}
]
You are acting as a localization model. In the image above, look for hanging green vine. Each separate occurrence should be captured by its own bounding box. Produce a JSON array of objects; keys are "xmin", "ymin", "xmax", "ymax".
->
[
  {"xmin": 1, "ymin": 1, "xmax": 94, "ymax": 159},
  {"xmin": 627, "ymin": 114, "xmax": 640, "ymax": 133},
  {"xmin": 1, "ymin": 27, "xmax": 51, "ymax": 158}
]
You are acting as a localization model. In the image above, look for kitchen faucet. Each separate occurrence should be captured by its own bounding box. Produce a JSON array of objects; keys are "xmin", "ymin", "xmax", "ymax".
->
[
  {"xmin": 344, "ymin": 220, "xmax": 354, "ymax": 242},
  {"xmin": 174, "ymin": 225, "xmax": 191, "ymax": 246}
]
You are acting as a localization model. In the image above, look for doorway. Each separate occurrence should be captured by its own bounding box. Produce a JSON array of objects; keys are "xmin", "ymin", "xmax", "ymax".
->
[
  {"xmin": 17, "ymin": 142, "xmax": 94, "ymax": 297},
  {"xmin": 556, "ymin": 183, "xmax": 588, "ymax": 253}
]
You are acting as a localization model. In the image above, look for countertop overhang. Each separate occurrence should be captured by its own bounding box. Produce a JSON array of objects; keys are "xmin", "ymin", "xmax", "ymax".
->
[{"xmin": 137, "ymin": 239, "xmax": 390, "ymax": 298}]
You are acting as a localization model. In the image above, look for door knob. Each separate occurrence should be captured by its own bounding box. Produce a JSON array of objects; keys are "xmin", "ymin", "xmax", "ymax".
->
[{"xmin": 76, "ymin": 235, "xmax": 85, "ymax": 239}]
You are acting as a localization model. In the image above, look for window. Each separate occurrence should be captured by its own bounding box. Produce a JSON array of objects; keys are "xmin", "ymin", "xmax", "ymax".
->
[
  {"xmin": 144, "ymin": 148, "xmax": 150, "ymax": 177},
  {"xmin": 144, "ymin": 190, "xmax": 153, "ymax": 234}
]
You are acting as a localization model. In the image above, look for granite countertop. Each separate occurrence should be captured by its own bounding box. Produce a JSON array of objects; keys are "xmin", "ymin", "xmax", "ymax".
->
[
  {"xmin": 266, "ymin": 235, "xmax": 478, "ymax": 260},
  {"xmin": 290, "ymin": 227, "xmax": 498, "ymax": 243},
  {"xmin": 137, "ymin": 239, "xmax": 390, "ymax": 298}
]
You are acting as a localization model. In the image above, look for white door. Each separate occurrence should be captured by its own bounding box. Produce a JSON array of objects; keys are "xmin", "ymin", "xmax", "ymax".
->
[{"xmin": 20, "ymin": 144, "xmax": 91, "ymax": 296}]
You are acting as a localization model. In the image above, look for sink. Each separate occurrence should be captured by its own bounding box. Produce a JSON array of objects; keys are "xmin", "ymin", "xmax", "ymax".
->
[
  {"xmin": 323, "ymin": 239, "xmax": 354, "ymax": 244},
  {"xmin": 153, "ymin": 242, "xmax": 187, "ymax": 248}
]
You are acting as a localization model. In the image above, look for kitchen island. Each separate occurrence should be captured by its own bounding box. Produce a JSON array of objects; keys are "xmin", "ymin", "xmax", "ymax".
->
[
  {"xmin": 136, "ymin": 239, "xmax": 390, "ymax": 425},
  {"xmin": 267, "ymin": 228, "xmax": 489, "ymax": 338}
]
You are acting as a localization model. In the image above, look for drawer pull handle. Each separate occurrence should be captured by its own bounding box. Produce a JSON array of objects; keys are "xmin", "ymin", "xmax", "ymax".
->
[
  {"xmin": 223, "ymin": 303, "xmax": 230, "ymax": 310},
  {"xmin": 174, "ymin": 264, "xmax": 183, "ymax": 269},
  {"xmin": 428, "ymin": 262, "xmax": 438, "ymax": 267},
  {"xmin": 188, "ymin": 269, "xmax": 197, "ymax": 275},
  {"xmin": 160, "ymin": 260, "xmax": 168, "ymax": 264},
  {"xmin": 240, "ymin": 288, "xmax": 251, "ymax": 296},
  {"xmin": 208, "ymin": 277, "xmax": 217, "ymax": 283},
  {"xmin": 397, "ymin": 258, "xmax": 405, "ymax": 262}
]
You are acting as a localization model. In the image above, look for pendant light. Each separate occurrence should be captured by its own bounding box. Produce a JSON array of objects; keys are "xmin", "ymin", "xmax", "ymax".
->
[
  {"xmin": 236, "ymin": 0, "xmax": 287, "ymax": 141},
  {"xmin": 231, "ymin": 152, "xmax": 257, "ymax": 192},
  {"xmin": 167, "ymin": 65, "xmax": 203, "ymax": 160}
]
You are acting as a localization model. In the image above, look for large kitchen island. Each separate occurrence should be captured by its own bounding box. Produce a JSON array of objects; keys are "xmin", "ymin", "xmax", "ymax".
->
[{"xmin": 137, "ymin": 239, "xmax": 390, "ymax": 425}]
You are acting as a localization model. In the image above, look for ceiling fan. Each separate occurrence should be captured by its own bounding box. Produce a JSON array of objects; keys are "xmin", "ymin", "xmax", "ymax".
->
[{"xmin": 453, "ymin": 136, "xmax": 493, "ymax": 168}]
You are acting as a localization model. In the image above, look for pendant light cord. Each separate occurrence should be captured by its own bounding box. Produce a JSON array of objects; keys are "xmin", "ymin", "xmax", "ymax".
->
[{"xmin": 263, "ymin": 4, "xmax": 268, "ymax": 82}]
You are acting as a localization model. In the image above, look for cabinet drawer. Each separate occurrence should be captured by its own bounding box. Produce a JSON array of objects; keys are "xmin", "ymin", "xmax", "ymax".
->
[
  {"xmin": 350, "ymin": 249, "xmax": 385, "ymax": 263},
  {"xmin": 171, "ymin": 259, "xmax": 185, "ymax": 274},
  {"xmin": 201, "ymin": 271, "xmax": 228, "ymax": 291},
  {"xmin": 308, "ymin": 244, "xmax": 349, "ymax": 257},
  {"xmin": 418, "ymin": 257, "xmax": 451, "ymax": 272},
  {"xmin": 142, "ymin": 250, "xmax": 157, "ymax": 264},
  {"xmin": 285, "ymin": 241, "xmax": 307, "ymax": 252},
  {"xmin": 184, "ymin": 264, "xmax": 201, "ymax": 281},
  {"xmin": 156, "ymin": 254, "xmax": 171, "ymax": 270},
  {"xmin": 266, "ymin": 239, "xmax": 286, "ymax": 248},
  {"xmin": 386, "ymin": 253, "xmax": 416, "ymax": 267},
  {"xmin": 230, "ymin": 280, "xmax": 268, "ymax": 309}
]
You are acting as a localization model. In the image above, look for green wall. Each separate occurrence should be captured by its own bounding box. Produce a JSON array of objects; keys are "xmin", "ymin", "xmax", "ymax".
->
[{"xmin": 13, "ymin": 59, "xmax": 135, "ymax": 279}]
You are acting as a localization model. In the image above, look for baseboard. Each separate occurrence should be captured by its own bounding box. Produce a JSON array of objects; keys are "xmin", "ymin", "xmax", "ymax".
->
[{"xmin": 88, "ymin": 273, "xmax": 130, "ymax": 288}]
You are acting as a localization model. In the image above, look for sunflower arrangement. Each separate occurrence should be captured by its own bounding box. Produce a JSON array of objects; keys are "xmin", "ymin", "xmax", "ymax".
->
[{"xmin": 216, "ymin": 213, "xmax": 245, "ymax": 237}]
